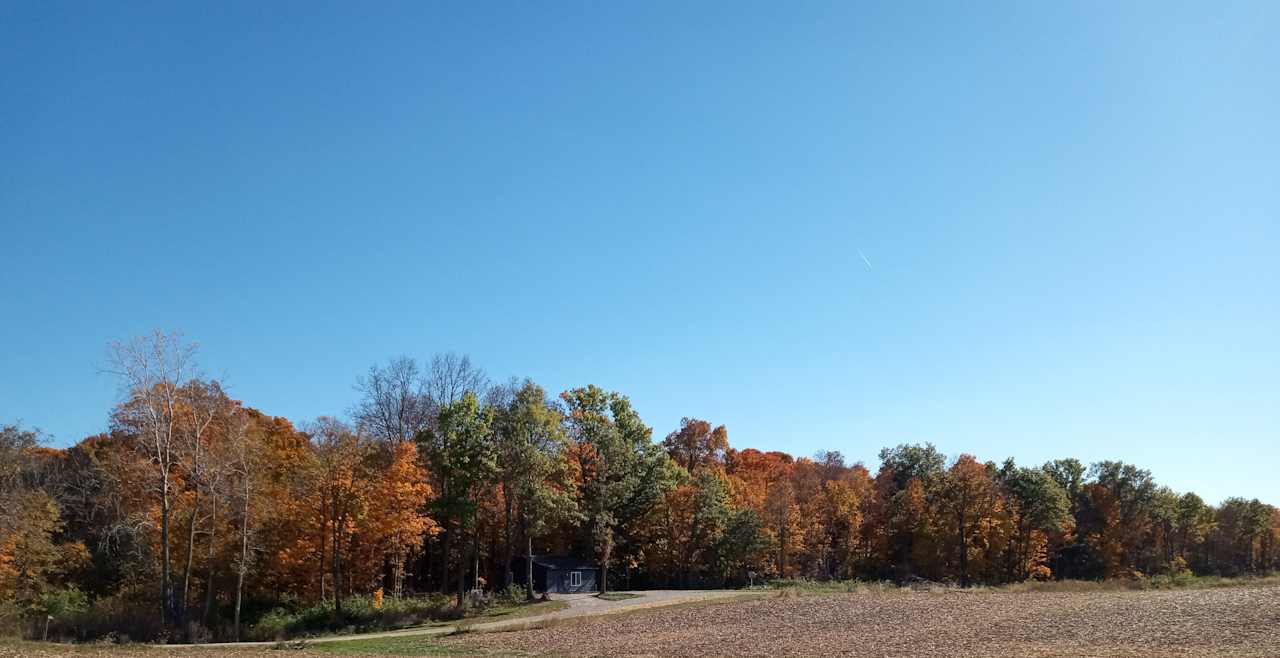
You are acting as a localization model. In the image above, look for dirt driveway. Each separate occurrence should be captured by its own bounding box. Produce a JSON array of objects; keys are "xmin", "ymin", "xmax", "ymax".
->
[{"xmin": 478, "ymin": 590, "xmax": 752, "ymax": 631}]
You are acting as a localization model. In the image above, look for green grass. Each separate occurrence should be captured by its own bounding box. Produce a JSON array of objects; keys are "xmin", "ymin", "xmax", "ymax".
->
[
  {"xmin": 281, "ymin": 636, "xmax": 477, "ymax": 656},
  {"xmin": 454, "ymin": 600, "xmax": 566, "ymax": 629},
  {"xmin": 305, "ymin": 636, "xmax": 466, "ymax": 655},
  {"xmin": 593, "ymin": 592, "xmax": 639, "ymax": 601}
]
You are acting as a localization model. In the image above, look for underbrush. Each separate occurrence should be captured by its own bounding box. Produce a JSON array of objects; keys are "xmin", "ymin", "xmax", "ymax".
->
[
  {"xmin": 34, "ymin": 586, "xmax": 166, "ymax": 644},
  {"xmin": 249, "ymin": 589, "xmax": 560, "ymax": 642},
  {"xmin": 247, "ymin": 593, "xmax": 460, "ymax": 641},
  {"xmin": 999, "ymin": 573, "xmax": 1280, "ymax": 593},
  {"xmin": 11, "ymin": 587, "xmax": 549, "ymax": 644},
  {"xmin": 768, "ymin": 579, "xmax": 902, "ymax": 594}
]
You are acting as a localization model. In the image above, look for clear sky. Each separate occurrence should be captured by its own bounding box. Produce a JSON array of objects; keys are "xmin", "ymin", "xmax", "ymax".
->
[{"xmin": 2, "ymin": 2, "xmax": 1276, "ymax": 504}]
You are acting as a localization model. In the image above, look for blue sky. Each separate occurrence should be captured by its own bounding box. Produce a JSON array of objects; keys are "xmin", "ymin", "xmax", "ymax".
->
[{"xmin": 2, "ymin": 1, "xmax": 1276, "ymax": 504}]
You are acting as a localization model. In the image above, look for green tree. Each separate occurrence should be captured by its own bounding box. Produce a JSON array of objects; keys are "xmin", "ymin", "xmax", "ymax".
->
[
  {"xmin": 875, "ymin": 443, "xmax": 945, "ymax": 579},
  {"xmin": 1091, "ymin": 461, "xmax": 1156, "ymax": 572},
  {"xmin": 1174, "ymin": 492, "xmax": 1214, "ymax": 572},
  {"xmin": 562, "ymin": 386, "xmax": 679, "ymax": 593},
  {"xmin": 493, "ymin": 380, "xmax": 582, "ymax": 598},
  {"xmin": 677, "ymin": 471, "xmax": 732, "ymax": 585},
  {"xmin": 999, "ymin": 462, "xmax": 1071, "ymax": 580},
  {"xmin": 712, "ymin": 507, "xmax": 769, "ymax": 586},
  {"xmin": 418, "ymin": 392, "xmax": 496, "ymax": 605}
]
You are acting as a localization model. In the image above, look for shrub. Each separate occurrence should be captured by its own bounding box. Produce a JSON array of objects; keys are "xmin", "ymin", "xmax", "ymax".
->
[
  {"xmin": 768, "ymin": 578, "xmax": 883, "ymax": 593},
  {"xmin": 249, "ymin": 608, "xmax": 295, "ymax": 641},
  {"xmin": 32, "ymin": 586, "xmax": 90, "ymax": 619},
  {"xmin": 48, "ymin": 586, "xmax": 165, "ymax": 643},
  {"xmin": 495, "ymin": 584, "xmax": 528, "ymax": 603},
  {"xmin": 0, "ymin": 601, "xmax": 23, "ymax": 638},
  {"xmin": 245, "ymin": 593, "xmax": 457, "ymax": 641}
]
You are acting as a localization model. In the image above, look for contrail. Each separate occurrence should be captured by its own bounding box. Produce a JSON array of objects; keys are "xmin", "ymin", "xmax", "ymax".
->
[{"xmin": 857, "ymin": 248, "xmax": 873, "ymax": 271}]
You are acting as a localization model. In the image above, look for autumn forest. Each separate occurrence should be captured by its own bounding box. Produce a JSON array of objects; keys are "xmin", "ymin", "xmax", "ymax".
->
[{"xmin": 2, "ymin": 332, "xmax": 1277, "ymax": 644}]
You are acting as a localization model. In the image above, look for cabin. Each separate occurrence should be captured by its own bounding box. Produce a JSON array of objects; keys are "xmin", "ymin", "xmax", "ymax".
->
[{"xmin": 511, "ymin": 555, "xmax": 600, "ymax": 594}]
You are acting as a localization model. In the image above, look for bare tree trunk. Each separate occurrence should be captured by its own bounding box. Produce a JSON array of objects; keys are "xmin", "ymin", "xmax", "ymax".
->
[
  {"xmin": 600, "ymin": 532, "xmax": 613, "ymax": 595},
  {"xmin": 455, "ymin": 529, "xmax": 467, "ymax": 608},
  {"xmin": 421, "ymin": 538, "xmax": 431, "ymax": 592},
  {"xmin": 778, "ymin": 522, "xmax": 786, "ymax": 579},
  {"xmin": 392, "ymin": 549, "xmax": 405, "ymax": 598},
  {"xmin": 161, "ymin": 478, "xmax": 175, "ymax": 626},
  {"xmin": 331, "ymin": 503, "xmax": 345, "ymax": 620},
  {"xmin": 473, "ymin": 530, "xmax": 481, "ymax": 592},
  {"xmin": 317, "ymin": 513, "xmax": 328, "ymax": 602},
  {"xmin": 202, "ymin": 495, "xmax": 218, "ymax": 628},
  {"xmin": 503, "ymin": 485, "xmax": 514, "ymax": 589},
  {"xmin": 233, "ymin": 477, "xmax": 250, "ymax": 641},
  {"xmin": 523, "ymin": 516, "xmax": 535, "ymax": 600},
  {"xmin": 441, "ymin": 526, "xmax": 452, "ymax": 596},
  {"xmin": 181, "ymin": 486, "xmax": 200, "ymax": 631}
]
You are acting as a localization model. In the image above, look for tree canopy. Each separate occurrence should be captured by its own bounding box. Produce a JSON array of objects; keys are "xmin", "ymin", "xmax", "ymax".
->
[{"xmin": 1, "ymin": 333, "xmax": 1276, "ymax": 643}]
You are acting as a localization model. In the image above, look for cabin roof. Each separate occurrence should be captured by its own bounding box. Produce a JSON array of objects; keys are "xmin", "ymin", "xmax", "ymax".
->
[{"xmin": 523, "ymin": 555, "xmax": 598, "ymax": 570}]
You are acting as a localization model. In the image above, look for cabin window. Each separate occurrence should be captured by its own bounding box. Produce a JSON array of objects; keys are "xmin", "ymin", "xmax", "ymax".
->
[{"xmin": 570, "ymin": 571, "xmax": 582, "ymax": 587}]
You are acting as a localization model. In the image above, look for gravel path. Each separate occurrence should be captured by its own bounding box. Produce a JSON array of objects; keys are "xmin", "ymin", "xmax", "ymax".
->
[
  {"xmin": 449, "ymin": 585, "xmax": 1280, "ymax": 657},
  {"xmin": 477, "ymin": 590, "xmax": 751, "ymax": 630}
]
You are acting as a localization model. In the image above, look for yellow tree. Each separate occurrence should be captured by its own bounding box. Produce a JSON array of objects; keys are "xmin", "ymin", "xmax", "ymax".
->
[
  {"xmin": 940, "ymin": 455, "xmax": 1004, "ymax": 586},
  {"xmin": 764, "ymin": 475, "xmax": 804, "ymax": 578},
  {"xmin": 311, "ymin": 418, "xmax": 376, "ymax": 618},
  {"xmin": 369, "ymin": 442, "xmax": 437, "ymax": 596},
  {"xmin": 662, "ymin": 419, "xmax": 728, "ymax": 473},
  {"xmin": 822, "ymin": 468, "xmax": 872, "ymax": 579}
]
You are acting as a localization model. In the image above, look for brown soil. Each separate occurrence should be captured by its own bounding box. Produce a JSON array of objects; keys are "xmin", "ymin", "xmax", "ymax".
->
[
  {"xmin": 447, "ymin": 584, "xmax": 1280, "ymax": 657},
  {"xmin": 7, "ymin": 585, "xmax": 1278, "ymax": 657}
]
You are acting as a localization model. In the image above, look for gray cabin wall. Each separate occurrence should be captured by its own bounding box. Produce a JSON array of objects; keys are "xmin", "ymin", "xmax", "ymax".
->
[{"xmin": 546, "ymin": 568, "xmax": 599, "ymax": 593}]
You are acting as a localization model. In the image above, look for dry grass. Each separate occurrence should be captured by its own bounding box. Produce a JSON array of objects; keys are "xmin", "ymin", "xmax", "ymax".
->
[
  {"xmin": 996, "ymin": 573, "xmax": 1280, "ymax": 593},
  {"xmin": 448, "ymin": 583, "xmax": 1280, "ymax": 657}
]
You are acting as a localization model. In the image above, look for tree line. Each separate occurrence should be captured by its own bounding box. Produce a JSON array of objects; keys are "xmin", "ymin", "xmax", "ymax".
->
[{"xmin": 1, "ymin": 331, "xmax": 1277, "ymax": 642}]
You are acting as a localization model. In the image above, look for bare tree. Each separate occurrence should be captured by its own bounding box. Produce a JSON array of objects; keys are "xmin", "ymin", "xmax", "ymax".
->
[
  {"xmin": 227, "ymin": 408, "xmax": 256, "ymax": 641},
  {"xmin": 178, "ymin": 380, "xmax": 232, "ymax": 631},
  {"xmin": 352, "ymin": 352, "xmax": 488, "ymax": 441},
  {"xmin": 352, "ymin": 356, "xmax": 431, "ymax": 446},
  {"xmin": 349, "ymin": 352, "xmax": 486, "ymax": 594},
  {"xmin": 424, "ymin": 353, "xmax": 488, "ymax": 414},
  {"xmin": 106, "ymin": 330, "xmax": 199, "ymax": 628},
  {"xmin": 200, "ymin": 424, "xmax": 232, "ymax": 631}
]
